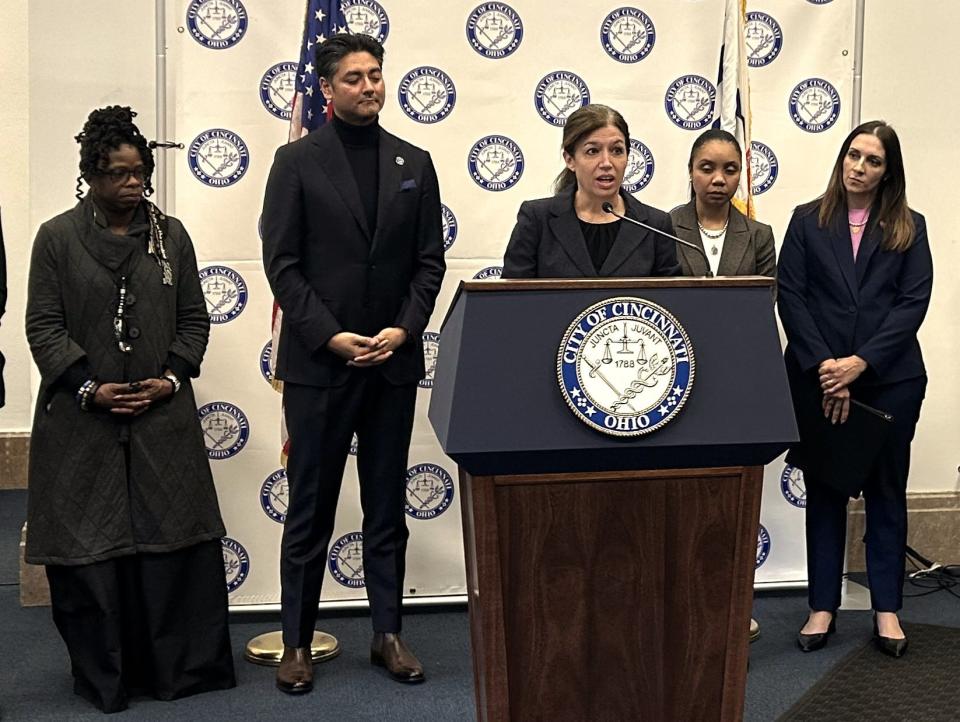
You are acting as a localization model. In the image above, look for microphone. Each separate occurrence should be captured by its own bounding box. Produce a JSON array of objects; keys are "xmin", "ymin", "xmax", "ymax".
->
[{"xmin": 601, "ymin": 201, "xmax": 713, "ymax": 278}]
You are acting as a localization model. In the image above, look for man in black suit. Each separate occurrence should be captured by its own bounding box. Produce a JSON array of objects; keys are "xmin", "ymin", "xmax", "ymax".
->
[{"xmin": 261, "ymin": 34, "xmax": 445, "ymax": 694}]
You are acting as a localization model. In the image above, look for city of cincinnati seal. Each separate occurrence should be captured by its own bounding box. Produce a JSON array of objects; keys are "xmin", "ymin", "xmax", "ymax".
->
[{"xmin": 557, "ymin": 297, "xmax": 694, "ymax": 436}]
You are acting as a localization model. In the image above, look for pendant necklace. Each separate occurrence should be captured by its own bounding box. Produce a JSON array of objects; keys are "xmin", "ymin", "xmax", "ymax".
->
[{"xmin": 698, "ymin": 218, "xmax": 728, "ymax": 256}]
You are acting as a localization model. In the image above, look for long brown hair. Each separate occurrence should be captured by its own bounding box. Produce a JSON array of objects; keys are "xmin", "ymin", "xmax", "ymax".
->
[
  {"xmin": 817, "ymin": 120, "xmax": 914, "ymax": 252},
  {"xmin": 553, "ymin": 104, "xmax": 629, "ymax": 194}
]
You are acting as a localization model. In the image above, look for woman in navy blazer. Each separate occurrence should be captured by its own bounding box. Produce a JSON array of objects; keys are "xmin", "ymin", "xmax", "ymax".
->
[
  {"xmin": 778, "ymin": 121, "xmax": 933, "ymax": 657},
  {"xmin": 503, "ymin": 104, "xmax": 680, "ymax": 279}
]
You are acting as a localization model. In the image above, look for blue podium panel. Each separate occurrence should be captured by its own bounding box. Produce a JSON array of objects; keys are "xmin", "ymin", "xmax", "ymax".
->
[{"xmin": 429, "ymin": 278, "xmax": 797, "ymax": 475}]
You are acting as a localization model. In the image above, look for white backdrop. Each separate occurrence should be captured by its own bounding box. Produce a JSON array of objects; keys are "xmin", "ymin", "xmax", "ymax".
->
[{"xmin": 161, "ymin": 0, "xmax": 855, "ymax": 605}]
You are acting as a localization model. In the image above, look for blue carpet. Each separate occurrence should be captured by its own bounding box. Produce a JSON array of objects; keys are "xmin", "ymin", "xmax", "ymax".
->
[{"xmin": 2, "ymin": 489, "xmax": 958, "ymax": 721}]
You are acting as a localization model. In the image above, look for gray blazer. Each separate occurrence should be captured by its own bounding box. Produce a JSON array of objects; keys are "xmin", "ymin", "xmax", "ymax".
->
[
  {"xmin": 503, "ymin": 188, "xmax": 681, "ymax": 278},
  {"xmin": 670, "ymin": 200, "xmax": 776, "ymax": 279}
]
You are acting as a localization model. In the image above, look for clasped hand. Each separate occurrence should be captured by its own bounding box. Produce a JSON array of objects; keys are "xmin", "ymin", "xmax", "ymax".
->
[
  {"xmin": 94, "ymin": 378, "xmax": 173, "ymax": 415},
  {"xmin": 327, "ymin": 327, "xmax": 408, "ymax": 367},
  {"xmin": 818, "ymin": 355, "xmax": 866, "ymax": 425}
]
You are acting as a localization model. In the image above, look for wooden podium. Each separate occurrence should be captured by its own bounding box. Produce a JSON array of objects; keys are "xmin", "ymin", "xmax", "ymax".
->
[{"xmin": 429, "ymin": 279, "xmax": 797, "ymax": 722}]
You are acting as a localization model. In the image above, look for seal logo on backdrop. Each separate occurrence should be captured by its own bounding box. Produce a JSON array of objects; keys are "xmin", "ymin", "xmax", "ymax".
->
[
  {"xmin": 622, "ymin": 139, "xmax": 655, "ymax": 193},
  {"xmin": 199, "ymin": 265, "xmax": 247, "ymax": 323},
  {"xmin": 404, "ymin": 463, "xmax": 455, "ymax": 520},
  {"xmin": 664, "ymin": 75, "xmax": 717, "ymax": 131},
  {"xmin": 780, "ymin": 465, "xmax": 807, "ymax": 508},
  {"xmin": 198, "ymin": 401, "xmax": 250, "ymax": 459},
  {"xmin": 328, "ymin": 532, "xmax": 365, "ymax": 588},
  {"xmin": 468, "ymin": 135, "xmax": 524, "ymax": 191},
  {"xmin": 745, "ymin": 12, "xmax": 783, "ymax": 67},
  {"xmin": 441, "ymin": 204, "xmax": 458, "ymax": 251},
  {"xmin": 534, "ymin": 71, "xmax": 590, "ymax": 126},
  {"xmin": 260, "ymin": 340, "xmax": 274, "ymax": 385},
  {"xmin": 601, "ymin": 7, "xmax": 656, "ymax": 64},
  {"xmin": 222, "ymin": 537, "xmax": 250, "ymax": 592},
  {"xmin": 806, "ymin": 0, "xmax": 834, "ymax": 4},
  {"xmin": 399, "ymin": 66, "xmax": 456, "ymax": 124},
  {"xmin": 420, "ymin": 332, "xmax": 440, "ymax": 389},
  {"xmin": 473, "ymin": 266, "xmax": 503, "ymax": 280},
  {"xmin": 188, "ymin": 129, "xmax": 250, "ymax": 187},
  {"xmin": 259, "ymin": 62, "xmax": 298, "ymax": 120},
  {"xmin": 260, "ymin": 468, "xmax": 289, "ymax": 523},
  {"xmin": 756, "ymin": 524, "xmax": 772, "ymax": 568},
  {"xmin": 342, "ymin": 0, "xmax": 390, "ymax": 43},
  {"xmin": 750, "ymin": 141, "xmax": 779, "ymax": 195},
  {"xmin": 466, "ymin": 3, "xmax": 523, "ymax": 59},
  {"xmin": 789, "ymin": 78, "xmax": 841, "ymax": 133},
  {"xmin": 557, "ymin": 297, "xmax": 694, "ymax": 437},
  {"xmin": 186, "ymin": 0, "xmax": 248, "ymax": 49}
]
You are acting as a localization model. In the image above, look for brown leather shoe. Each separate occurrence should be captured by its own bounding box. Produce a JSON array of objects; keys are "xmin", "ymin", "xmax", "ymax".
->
[
  {"xmin": 371, "ymin": 632, "xmax": 425, "ymax": 683},
  {"xmin": 276, "ymin": 646, "xmax": 314, "ymax": 694}
]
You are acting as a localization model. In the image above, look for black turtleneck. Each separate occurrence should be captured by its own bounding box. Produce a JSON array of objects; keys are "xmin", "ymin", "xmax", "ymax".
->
[{"xmin": 333, "ymin": 113, "xmax": 380, "ymax": 235}]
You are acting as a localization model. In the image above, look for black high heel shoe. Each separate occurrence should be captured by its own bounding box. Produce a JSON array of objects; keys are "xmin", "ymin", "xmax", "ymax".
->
[
  {"xmin": 873, "ymin": 613, "xmax": 908, "ymax": 658},
  {"xmin": 797, "ymin": 612, "xmax": 836, "ymax": 653}
]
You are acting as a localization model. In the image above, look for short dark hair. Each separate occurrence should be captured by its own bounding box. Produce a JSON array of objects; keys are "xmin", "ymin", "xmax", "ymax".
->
[
  {"xmin": 315, "ymin": 33, "xmax": 385, "ymax": 82},
  {"xmin": 74, "ymin": 105, "xmax": 154, "ymax": 200}
]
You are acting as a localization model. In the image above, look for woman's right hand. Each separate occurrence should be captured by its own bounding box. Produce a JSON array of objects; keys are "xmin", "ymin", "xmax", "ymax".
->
[
  {"xmin": 821, "ymin": 386, "xmax": 851, "ymax": 425},
  {"xmin": 93, "ymin": 382, "xmax": 152, "ymax": 415}
]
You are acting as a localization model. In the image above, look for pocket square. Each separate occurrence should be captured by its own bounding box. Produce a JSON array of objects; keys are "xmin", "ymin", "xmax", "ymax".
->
[{"xmin": 400, "ymin": 178, "xmax": 417, "ymax": 191}]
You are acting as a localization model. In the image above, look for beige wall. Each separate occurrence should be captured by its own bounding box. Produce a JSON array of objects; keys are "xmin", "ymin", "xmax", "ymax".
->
[
  {"xmin": 861, "ymin": 1, "xmax": 960, "ymax": 493},
  {"xmin": 0, "ymin": 1, "xmax": 155, "ymax": 433},
  {"xmin": 0, "ymin": 1, "xmax": 31, "ymax": 429}
]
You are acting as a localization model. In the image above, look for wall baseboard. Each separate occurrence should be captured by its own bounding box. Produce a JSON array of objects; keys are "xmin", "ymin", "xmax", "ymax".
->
[
  {"xmin": 0, "ymin": 432, "xmax": 29, "ymax": 490},
  {"xmin": 20, "ymin": 523, "xmax": 50, "ymax": 607},
  {"xmin": 847, "ymin": 491, "xmax": 960, "ymax": 573}
]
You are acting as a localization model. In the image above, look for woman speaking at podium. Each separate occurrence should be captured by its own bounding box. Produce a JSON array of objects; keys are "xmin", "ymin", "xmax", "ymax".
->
[
  {"xmin": 502, "ymin": 104, "xmax": 680, "ymax": 279},
  {"xmin": 778, "ymin": 120, "xmax": 932, "ymax": 658}
]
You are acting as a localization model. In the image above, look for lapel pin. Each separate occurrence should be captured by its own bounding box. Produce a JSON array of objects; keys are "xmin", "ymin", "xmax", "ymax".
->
[{"xmin": 395, "ymin": 156, "xmax": 405, "ymax": 166}]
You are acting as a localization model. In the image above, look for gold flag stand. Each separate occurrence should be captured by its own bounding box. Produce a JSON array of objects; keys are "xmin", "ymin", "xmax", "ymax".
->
[{"xmin": 244, "ymin": 630, "xmax": 341, "ymax": 666}]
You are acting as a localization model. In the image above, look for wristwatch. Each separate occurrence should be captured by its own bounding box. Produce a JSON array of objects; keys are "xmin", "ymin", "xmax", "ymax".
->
[{"xmin": 162, "ymin": 372, "xmax": 181, "ymax": 394}]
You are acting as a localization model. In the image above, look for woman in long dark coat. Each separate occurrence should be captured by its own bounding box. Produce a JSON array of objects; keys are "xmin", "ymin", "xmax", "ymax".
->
[
  {"xmin": 778, "ymin": 120, "xmax": 932, "ymax": 658},
  {"xmin": 24, "ymin": 106, "xmax": 235, "ymax": 712}
]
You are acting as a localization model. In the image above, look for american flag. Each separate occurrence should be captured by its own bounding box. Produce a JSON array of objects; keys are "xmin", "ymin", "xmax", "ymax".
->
[
  {"xmin": 287, "ymin": 0, "xmax": 345, "ymax": 141},
  {"xmin": 270, "ymin": 1, "xmax": 345, "ymax": 463}
]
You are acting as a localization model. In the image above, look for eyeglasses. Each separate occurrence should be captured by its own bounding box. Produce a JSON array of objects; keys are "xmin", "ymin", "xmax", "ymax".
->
[{"xmin": 98, "ymin": 167, "xmax": 147, "ymax": 184}]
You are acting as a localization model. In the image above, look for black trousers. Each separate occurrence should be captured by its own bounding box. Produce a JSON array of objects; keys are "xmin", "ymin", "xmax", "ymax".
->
[
  {"xmin": 45, "ymin": 540, "xmax": 235, "ymax": 714},
  {"xmin": 806, "ymin": 376, "xmax": 926, "ymax": 613},
  {"xmin": 280, "ymin": 373, "xmax": 417, "ymax": 647}
]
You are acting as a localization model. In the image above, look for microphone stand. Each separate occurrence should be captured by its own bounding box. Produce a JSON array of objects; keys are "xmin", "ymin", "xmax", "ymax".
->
[{"xmin": 601, "ymin": 201, "xmax": 713, "ymax": 278}]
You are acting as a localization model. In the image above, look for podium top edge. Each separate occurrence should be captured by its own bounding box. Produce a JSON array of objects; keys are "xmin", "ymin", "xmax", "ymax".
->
[{"xmin": 460, "ymin": 276, "xmax": 774, "ymax": 292}]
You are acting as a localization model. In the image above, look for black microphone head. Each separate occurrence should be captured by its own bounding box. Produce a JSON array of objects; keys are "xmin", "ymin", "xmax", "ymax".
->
[{"xmin": 601, "ymin": 202, "xmax": 614, "ymax": 213}]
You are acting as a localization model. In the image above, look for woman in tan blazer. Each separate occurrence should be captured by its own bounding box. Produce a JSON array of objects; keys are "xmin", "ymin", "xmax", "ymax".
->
[{"xmin": 670, "ymin": 129, "xmax": 776, "ymax": 280}]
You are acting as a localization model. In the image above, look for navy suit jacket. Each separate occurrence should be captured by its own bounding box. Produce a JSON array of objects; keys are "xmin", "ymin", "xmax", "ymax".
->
[
  {"xmin": 261, "ymin": 122, "xmax": 445, "ymax": 387},
  {"xmin": 777, "ymin": 205, "xmax": 932, "ymax": 387},
  {"xmin": 502, "ymin": 188, "xmax": 681, "ymax": 278}
]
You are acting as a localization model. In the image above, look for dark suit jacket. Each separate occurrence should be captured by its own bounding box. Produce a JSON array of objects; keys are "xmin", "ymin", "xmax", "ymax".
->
[
  {"xmin": 777, "ymin": 205, "xmax": 932, "ymax": 387},
  {"xmin": 502, "ymin": 188, "xmax": 681, "ymax": 278},
  {"xmin": 670, "ymin": 200, "xmax": 776, "ymax": 278},
  {"xmin": 261, "ymin": 122, "xmax": 445, "ymax": 387}
]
